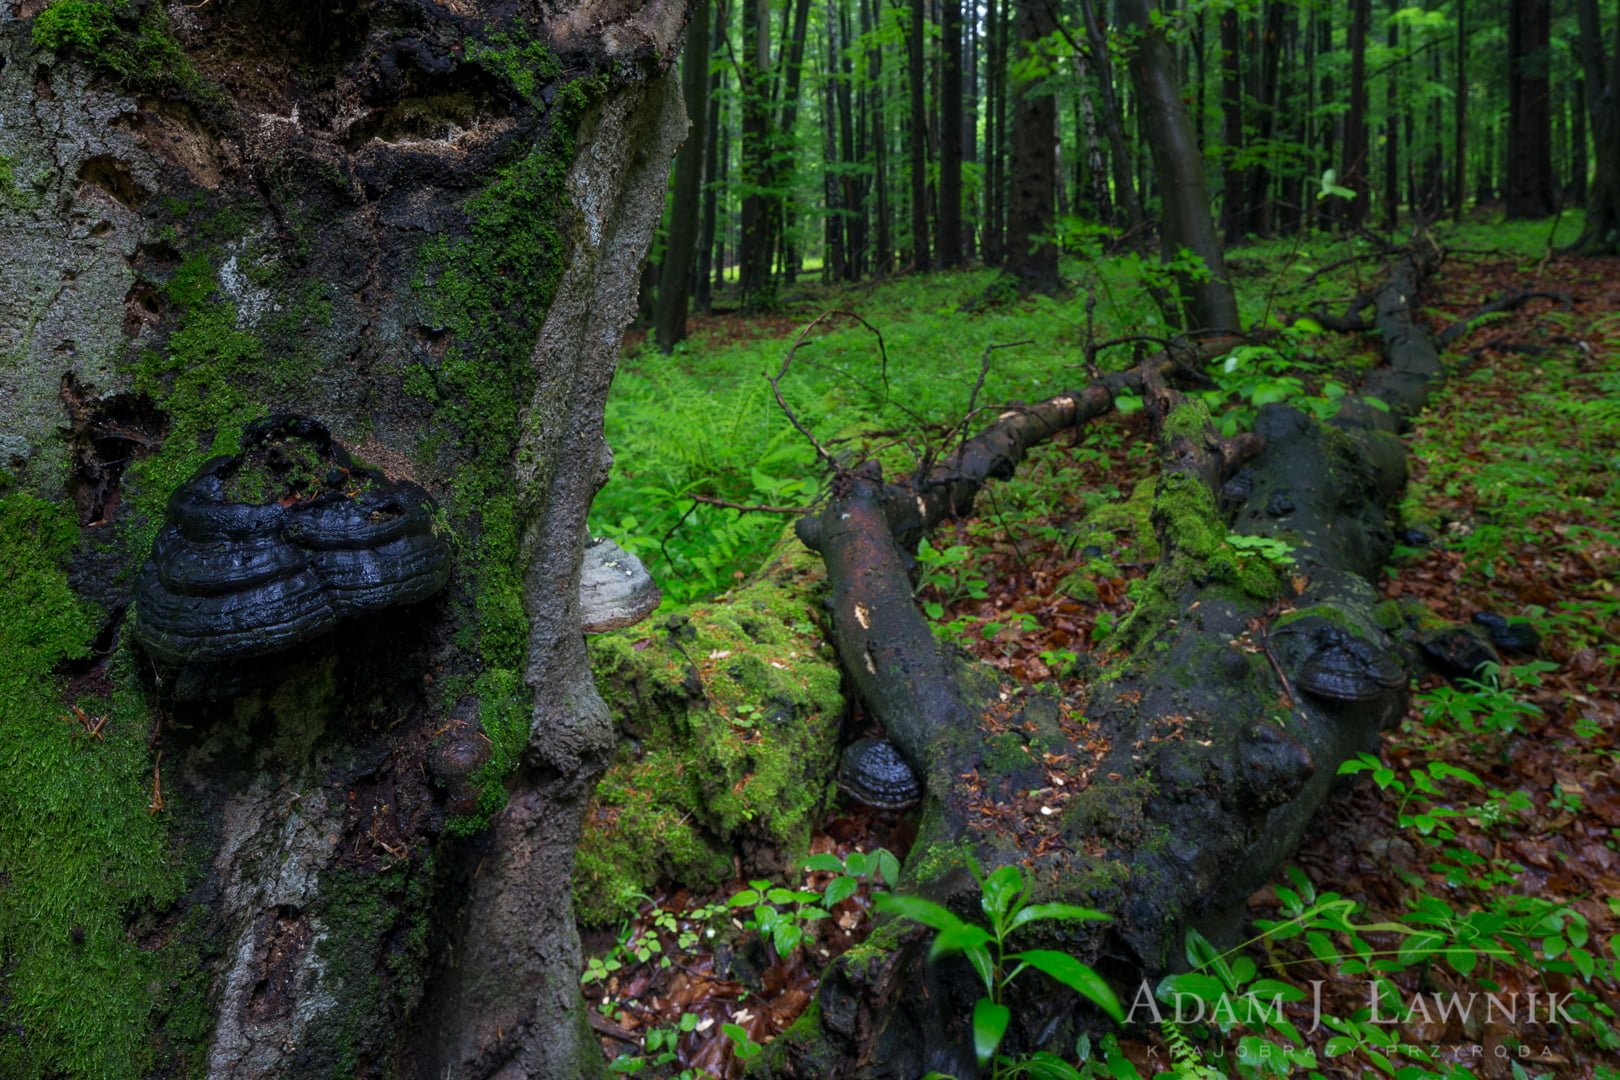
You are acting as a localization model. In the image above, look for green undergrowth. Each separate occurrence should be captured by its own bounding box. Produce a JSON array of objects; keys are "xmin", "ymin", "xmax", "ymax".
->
[
  {"xmin": 598, "ymin": 216, "xmax": 1587, "ymax": 610},
  {"xmin": 576, "ymin": 542, "xmax": 843, "ymax": 925},
  {"xmin": 0, "ymin": 492, "xmax": 189, "ymax": 1078}
]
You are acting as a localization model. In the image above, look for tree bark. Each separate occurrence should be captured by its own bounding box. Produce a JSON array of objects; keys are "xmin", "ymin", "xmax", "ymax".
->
[
  {"xmin": 908, "ymin": 0, "xmax": 932, "ymax": 270},
  {"xmin": 939, "ymin": 0, "xmax": 964, "ymax": 267},
  {"xmin": 1243, "ymin": 0, "xmax": 1285, "ymax": 235},
  {"xmin": 1118, "ymin": 0, "xmax": 1241, "ymax": 331},
  {"xmin": 654, "ymin": 8, "xmax": 709, "ymax": 353},
  {"xmin": 1339, "ymin": 0, "xmax": 1371, "ymax": 227},
  {"xmin": 695, "ymin": 2, "xmax": 727, "ymax": 313},
  {"xmin": 1572, "ymin": 0, "xmax": 1619, "ymax": 252},
  {"xmin": 1004, "ymin": 0, "xmax": 1059, "ymax": 293},
  {"xmin": 1384, "ymin": 0, "xmax": 1400, "ymax": 231},
  {"xmin": 738, "ymin": 0, "xmax": 774, "ymax": 307},
  {"xmin": 1506, "ymin": 0, "xmax": 1555, "ymax": 218},
  {"xmin": 0, "ymin": 2, "xmax": 688, "ymax": 1076},
  {"xmin": 1219, "ymin": 7, "xmax": 1245, "ymax": 243},
  {"xmin": 1453, "ymin": 0, "xmax": 1467, "ymax": 220},
  {"xmin": 1078, "ymin": 0, "xmax": 1146, "ymax": 233}
]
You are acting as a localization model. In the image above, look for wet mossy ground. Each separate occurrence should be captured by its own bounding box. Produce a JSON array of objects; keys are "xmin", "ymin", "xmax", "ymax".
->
[{"xmin": 576, "ymin": 545, "xmax": 845, "ymax": 925}]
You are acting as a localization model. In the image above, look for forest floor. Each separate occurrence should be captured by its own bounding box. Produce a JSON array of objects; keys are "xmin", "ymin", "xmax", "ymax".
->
[{"xmin": 583, "ymin": 216, "xmax": 1620, "ymax": 1078}]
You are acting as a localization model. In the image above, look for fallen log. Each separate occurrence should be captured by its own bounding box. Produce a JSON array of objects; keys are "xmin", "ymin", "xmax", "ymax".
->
[{"xmin": 776, "ymin": 253, "xmax": 1448, "ymax": 1076}]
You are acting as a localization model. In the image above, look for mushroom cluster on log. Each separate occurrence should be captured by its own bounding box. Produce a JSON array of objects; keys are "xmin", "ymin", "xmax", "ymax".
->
[{"xmin": 133, "ymin": 415, "xmax": 450, "ymax": 668}]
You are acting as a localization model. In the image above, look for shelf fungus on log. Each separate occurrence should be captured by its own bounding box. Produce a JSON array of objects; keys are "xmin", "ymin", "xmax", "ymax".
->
[
  {"xmin": 578, "ymin": 537, "xmax": 661, "ymax": 633},
  {"xmin": 837, "ymin": 737, "xmax": 923, "ymax": 811},
  {"xmin": 132, "ymin": 415, "xmax": 450, "ymax": 668}
]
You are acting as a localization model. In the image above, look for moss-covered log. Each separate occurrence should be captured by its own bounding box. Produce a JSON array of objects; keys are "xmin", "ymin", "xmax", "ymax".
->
[
  {"xmin": 781, "ymin": 255, "xmax": 1447, "ymax": 1075},
  {"xmin": 0, "ymin": 1, "xmax": 690, "ymax": 1076}
]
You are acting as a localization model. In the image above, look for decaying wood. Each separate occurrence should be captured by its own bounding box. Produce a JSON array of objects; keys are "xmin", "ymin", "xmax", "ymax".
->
[{"xmin": 782, "ymin": 253, "xmax": 1449, "ymax": 1075}]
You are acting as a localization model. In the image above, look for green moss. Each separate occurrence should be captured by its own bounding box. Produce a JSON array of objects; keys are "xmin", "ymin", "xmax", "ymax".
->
[
  {"xmin": 574, "ymin": 552, "xmax": 843, "ymax": 925},
  {"xmin": 464, "ymin": 32, "xmax": 563, "ymax": 107},
  {"xmin": 1161, "ymin": 398, "xmax": 1215, "ymax": 442},
  {"xmin": 0, "ymin": 493, "xmax": 188, "ymax": 1078},
  {"xmin": 32, "ymin": 0, "xmax": 217, "ymax": 103},
  {"xmin": 310, "ymin": 863, "xmax": 433, "ymax": 1077},
  {"xmin": 408, "ymin": 45, "xmax": 607, "ymax": 826}
]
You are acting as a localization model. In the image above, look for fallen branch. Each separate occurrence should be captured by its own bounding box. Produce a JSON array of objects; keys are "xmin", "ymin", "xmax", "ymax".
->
[
  {"xmin": 1435, "ymin": 289, "xmax": 1577, "ymax": 347},
  {"xmin": 777, "ymin": 253, "xmax": 1451, "ymax": 1075}
]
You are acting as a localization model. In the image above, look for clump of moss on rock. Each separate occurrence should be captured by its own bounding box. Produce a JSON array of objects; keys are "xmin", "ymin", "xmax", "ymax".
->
[{"xmin": 576, "ymin": 545, "xmax": 844, "ymax": 925}]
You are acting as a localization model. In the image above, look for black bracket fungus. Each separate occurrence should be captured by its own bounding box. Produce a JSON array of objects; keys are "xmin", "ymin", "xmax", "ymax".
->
[
  {"xmin": 837, "ymin": 736, "xmax": 922, "ymax": 811},
  {"xmin": 1471, "ymin": 611, "xmax": 1542, "ymax": 655},
  {"xmin": 133, "ymin": 415, "xmax": 450, "ymax": 670},
  {"xmin": 1274, "ymin": 616, "xmax": 1407, "ymax": 704}
]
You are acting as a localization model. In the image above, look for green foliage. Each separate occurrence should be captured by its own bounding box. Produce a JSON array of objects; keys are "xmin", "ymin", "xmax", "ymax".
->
[
  {"xmin": 727, "ymin": 879, "xmax": 828, "ymax": 959},
  {"xmin": 880, "ymin": 856, "xmax": 1120, "ymax": 1078}
]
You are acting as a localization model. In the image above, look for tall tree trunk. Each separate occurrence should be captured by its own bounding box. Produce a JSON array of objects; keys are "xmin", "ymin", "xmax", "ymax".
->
[
  {"xmin": 908, "ymin": 0, "xmax": 932, "ymax": 269},
  {"xmin": 738, "ymin": 0, "xmax": 773, "ymax": 306},
  {"xmin": 1073, "ymin": 50, "xmax": 1114, "ymax": 223},
  {"xmin": 824, "ymin": 1, "xmax": 848, "ymax": 281},
  {"xmin": 1339, "ymin": 0, "xmax": 1371, "ymax": 227},
  {"xmin": 1453, "ymin": 0, "xmax": 1467, "ymax": 219},
  {"xmin": 1383, "ymin": 0, "xmax": 1399, "ymax": 230},
  {"xmin": 655, "ymin": 0, "xmax": 712, "ymax": 352},
  {"xmin": 695, "ymin": 6, "xmax": 726, "ymax": 312},
  {"xmin": 1243, "ymin": 0, "xmax": 1285, "ymax": 235},
  {"xmin": 1078, "ymin": 0, "xmax": 1147, "ymax": 230},
  {"xmin": 1571, "ymin": 78, "xmax": 1588, "ymax": 203},
  {"xmin": 1505, "ymin": 0, "xmax": 1554, "ymax": 218},
  {"xmin": 1118, "ymin": 0, "xmax": 1241, "ymax": 330},
  {"xmin": 1318, "ymin": 5, "xmax": 1335, "ymax": 225},
  {"xmin": 838, "ymin": 0, "xmax": 863, "ymax": 279},
  {"xmin": 939, "ymin": 0, "xmax": 965, "ymax": 266},
  {"xmin": 1572, "ymin": 0, "xmax": 1619, "ymax": 251},
  {"xmin": 985, "ymin": 0, "xmax": 1006, "ymax": 263},
  {"xmin": 1219, "ymin": 7, "xmax": 1245, "ymax": 243},
  {"xmin": 1005, "ymin": 0, "xmax": 1059, "ymax": 292},
  {"xmin": 776, "ymin": 0, "xmax": 815, "ymax": 283},
  {"xmin": 0, "ymin": 3, "xmax": 688, "ymax": 1078},
  {"xmin": 965, "ymin": 3, "xmax": 980, "ymax": 258},
  {"xmin": 867, "ymin": 0, "xmax": 893, "ymax": 274}
]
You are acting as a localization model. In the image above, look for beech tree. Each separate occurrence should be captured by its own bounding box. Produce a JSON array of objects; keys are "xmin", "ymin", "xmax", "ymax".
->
[{"xmin": 0, "ymin": 1, "xmax": 689, "ymax": 1075}]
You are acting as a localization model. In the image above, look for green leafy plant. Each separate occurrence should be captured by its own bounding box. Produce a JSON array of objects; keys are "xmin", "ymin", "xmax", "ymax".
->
[
  {"xmin": 916, "ymin": 537, "xmax": 991, "ymax": 619},
  {"xmin": 878, "ymin": 859, "xmax": 1122, "ymax": 1077},
  {"xmin": 1225, "ymin": 534, "xmax": 1296, "ymax": 569},
  {"xmin": 727, "ymin": 879, "xmax": 828, "ymax": 958},
  {"xmin": 803, "ymin": 847, "xmax": 902, "ymax": 909}
]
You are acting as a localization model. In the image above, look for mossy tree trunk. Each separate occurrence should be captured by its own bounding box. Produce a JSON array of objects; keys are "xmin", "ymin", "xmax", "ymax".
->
[{"xmin": 0, "ymin": 1, "xmax": 689, "ymax": 1076}]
